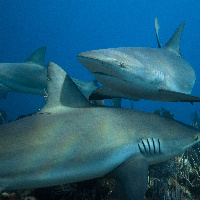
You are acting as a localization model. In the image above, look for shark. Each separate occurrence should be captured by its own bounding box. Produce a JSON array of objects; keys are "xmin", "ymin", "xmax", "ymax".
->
[
  {"xmin": 0, "ymin": 47, "xmax": 47, "ymax": 98},
  {"xmin": 0, "ymin": 62, "xmax": 199, "ymax": 200},
  {"xmin": 77, "ymin": 18, "xmax": 200, "ymax": 103},
  {"xmin": 0, "ymin": 47, "xmax": 99, "ymax": 101}
]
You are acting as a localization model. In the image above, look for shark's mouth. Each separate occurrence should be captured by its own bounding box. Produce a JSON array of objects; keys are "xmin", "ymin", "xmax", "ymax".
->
[
  {"xmin": 93, "ymin": 72, "xmax": 113, "ymax": 77},
  {"xmin": 93, "ymin": 72, "xmax": 128, "ymax": 83}
]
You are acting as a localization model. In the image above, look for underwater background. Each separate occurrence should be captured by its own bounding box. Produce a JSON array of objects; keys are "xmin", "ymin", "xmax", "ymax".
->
[
  {"xmin": 0, "ymin": 0, "xmax": 200, "ymax": 124},
  {"xmin": 0, "ymin": 1, "xmax": 200, "ymax": 200}
]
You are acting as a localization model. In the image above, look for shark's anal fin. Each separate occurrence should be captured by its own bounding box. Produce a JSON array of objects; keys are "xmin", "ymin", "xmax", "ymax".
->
[
  {"xmin": 107, "ymin": 156, "xmax": 148, "ymax": 200},
  {"xmin": 24, "ymin": 46, "xmax": 46, "ymax": 67},
  {"xmin": 40, "ymin": 62, "xmax": 92, "ymax": 113}
]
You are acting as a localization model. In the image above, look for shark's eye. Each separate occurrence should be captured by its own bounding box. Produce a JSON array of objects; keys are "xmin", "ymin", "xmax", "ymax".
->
[
  {"xmin": 119, "ymin": 62, "xmax": 125, "ymax": 68},
  {"xmin": 194, "ymin": 136, "xmax": 198, "ymax": 141}
]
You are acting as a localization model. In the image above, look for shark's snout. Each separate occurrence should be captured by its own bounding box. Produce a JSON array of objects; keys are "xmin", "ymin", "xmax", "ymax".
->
[
  {"xmin": 77, "ymin": 50, "xmax": 120, "ymax": 77},
  {"xmin": 77, "ymin": 53, "xmax": 104, "ymax": 74},
  {"xmin": 77, "ymin": 50, "xmax": 105, "ymax": 64}
]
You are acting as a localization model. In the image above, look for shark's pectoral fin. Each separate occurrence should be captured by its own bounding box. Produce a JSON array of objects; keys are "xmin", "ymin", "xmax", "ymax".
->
[
  {"xmin": 107, "ymin": 156, "xmax": 148, "ymax": 200},
  {"xmin": 89, "ymin": 86, "xmax": 122, "ymax": 100},
  {"xmin": 158, "ymin": 89, "xmax": 200, "ymax": 103}
]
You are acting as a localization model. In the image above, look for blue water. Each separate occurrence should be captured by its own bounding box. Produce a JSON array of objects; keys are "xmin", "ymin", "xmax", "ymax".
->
[{"xmin": 0, "ymin": 0, "xmax": 200, "ymax": 124}]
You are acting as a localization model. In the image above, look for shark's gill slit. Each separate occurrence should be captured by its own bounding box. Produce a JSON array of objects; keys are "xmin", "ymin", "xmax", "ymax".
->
[
  {"xmin": 142, "ymin": 140, "xmax": 147, "ymax": 153},
  {"xmin": 158, "ymin": 139, "xmax": 161, "ymax": 153},
  {"xmin": 138, "ymin": 143, "xmax": 142, "ymax": 153},
  {"xmin": 152, "ymin": 138, "xmax": 156, "ymax": 154},
  {"xmin": 147, "ymin": 138, "xmax": 151, "ymax": 153}
]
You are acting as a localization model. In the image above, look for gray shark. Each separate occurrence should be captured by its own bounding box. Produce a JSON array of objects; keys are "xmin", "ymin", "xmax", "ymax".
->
[
  {"xmin": 0, "ymin": 47, "xmax": 99, "ymax": 101},
  {"xmin": 0, "ymin": 47, "xmax": 47, "ymax": 98},
  {"xmin": 77, "ymin": 19, "xmax": 200, "ymax": 103},
  {"xmin": 0, "ymin": 62, "xmax": 199, "ymax": 200}
]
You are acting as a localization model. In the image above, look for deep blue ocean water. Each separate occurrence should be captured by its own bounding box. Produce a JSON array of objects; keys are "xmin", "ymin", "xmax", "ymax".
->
[{"xmin": 0, "ymin": 0, "xmax": 200, "ymax": 125}]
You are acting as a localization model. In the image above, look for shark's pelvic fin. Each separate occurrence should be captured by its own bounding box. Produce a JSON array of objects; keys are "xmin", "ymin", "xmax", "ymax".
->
[
  {"xmin": 164, "ymin": 21, "xmax": 185, "ymax": 56},
  {"xmin": 155, "ymin": 16, "xmax": 162, "ymax": 48},
  {"xmin": 108, "ymin": 156, "xmax": 148, "ymax": 200},
  {"xmin": 40, "ymin": 62, "xmax": 92, "ymax": 113},
  {"xmin": 24, "ymin": 46, "xmax": 46, "ymax": 67}
]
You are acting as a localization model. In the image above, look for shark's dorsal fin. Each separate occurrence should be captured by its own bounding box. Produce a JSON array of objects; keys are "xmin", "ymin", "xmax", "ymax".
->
[
  {"xmin": 40, "ymin": 62, "xmax": 92, "ymax": 113},
  {"xmin": 155, "ymin": 16, "xmax": 162, "ymax": 48},
  {"xmin": 24, "ymin": 46, "xmax": 46, "ymax": 67},
  {"xmin": 164, "ymin": 21, "xmax": 185, "ymax": 56}
]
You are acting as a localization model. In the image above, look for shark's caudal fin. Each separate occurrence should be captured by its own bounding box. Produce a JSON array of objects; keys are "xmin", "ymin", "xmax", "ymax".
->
[
  {"xmin": 24, "ymin": 46, "xmax": 46, "ymax": 67},
  {"xmin": 164, "ymin": 21, "xmax": 185, "ymax": 56},
  {"xmin": 155, "ymin": 16, "xmax": 162, "ymax": 48},
  {"xmin": 40, "ymin": 62, "xmax": 92, "ymax": 113}
]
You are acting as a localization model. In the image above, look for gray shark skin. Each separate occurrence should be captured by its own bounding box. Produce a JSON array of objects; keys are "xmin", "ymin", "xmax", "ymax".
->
[
  {"xmin": 71, "ymin": 78, "xmax": 99, "ymax": 99},
  {"xmin": 0, "ymin": 62, "xmax": 199, "ymax": 200},
  {"xmin": 0, "ymin": 47, "xmax": 99, "ymax": 100},
  {"xmin": 77, "ymin": 19, "xmax": 200, "ymax": 103},
  {"xmin": 0, "ymin": 47, "xmax": 47, "ymax": 98}
]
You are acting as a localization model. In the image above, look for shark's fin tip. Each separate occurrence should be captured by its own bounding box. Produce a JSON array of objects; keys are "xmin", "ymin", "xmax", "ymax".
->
[
  {"xmin": 163, "ymin": 21, "xmax": 185, "ymax": 56},
  {"xmin": 158, "ymin": 90, "xmax": 200, "ymax": 102},
  {"xmin": 24, "ymin": 46, "xmax": 46, "ymax": 67}
]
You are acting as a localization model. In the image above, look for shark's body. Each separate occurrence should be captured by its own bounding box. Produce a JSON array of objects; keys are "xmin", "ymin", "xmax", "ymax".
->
[
  {"xmin": 0, "ymin": 47, "xmax": 99, "ymax": 100},
  {"xmin": 0, "ymin": 62, "xmax": 199, "ymax": 200},
  {"xmin": 0, "ymin": 47, "xmax": 47, "ymax": 98},
  {"xmin": 77, "ymin": 19, "xmax": 200, "ymax": 102}
]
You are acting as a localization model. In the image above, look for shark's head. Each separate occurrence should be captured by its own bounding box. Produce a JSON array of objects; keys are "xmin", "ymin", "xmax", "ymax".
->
[
  {"xmin": 77, "ymin": 48, "xmax": 158, "ymax": 88},
  {"xmin": 77, "ymin": 49, "xmax": 129, "ymax": 79},
  {"xmin": 140, "ymin": 114, "xmax": 200, "ymax": 165}
]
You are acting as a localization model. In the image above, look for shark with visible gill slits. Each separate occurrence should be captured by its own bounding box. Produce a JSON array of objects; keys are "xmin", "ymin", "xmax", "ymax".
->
[
  {"xmin": 77, "ymin": 18, "xmax": 200, "ymax": 103},
  {"xmin": 0, "ymin": 62, "xmax": 199, "ymax": 200}
]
